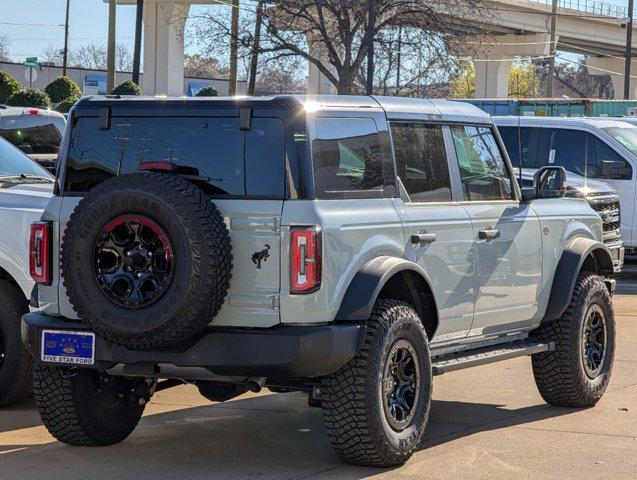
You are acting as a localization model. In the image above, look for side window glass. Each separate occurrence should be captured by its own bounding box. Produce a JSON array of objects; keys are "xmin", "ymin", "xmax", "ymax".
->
[
  {"xmin": 390, "ymin": 122, "xmax": 451, "ymax": 203},
  {"xmin": 498, "ymin": 126, "xmax": 535, "ymax": 168},
  {"xmin": 593, "ymin": 137, "xmax": 630, "ymax": 179},
  {"xmin": 451, "ymin": 125, "xmax": 514, "ymax": 201},
  {"xmin": 546, "ymin": 129, "xmax": 589, "ymax": 176},
  {"xmin": 312, "ymin": 118, "xmax": 384, "ymax": 198}
]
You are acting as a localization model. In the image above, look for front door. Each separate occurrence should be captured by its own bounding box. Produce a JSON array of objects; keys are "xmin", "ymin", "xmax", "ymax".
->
[
  {"xmin": 390, "ymin": 121, "xmax": 475, "ymax": 341},
  {"xmin": 449, "ymin": 124, "xmax": 542, "ymax": 334}
]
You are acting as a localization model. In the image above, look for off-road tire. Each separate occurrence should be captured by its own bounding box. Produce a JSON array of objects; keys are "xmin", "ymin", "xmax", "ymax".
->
[
  {"xmin": 532, "ymin": 272, "xmax": 615, "ymax": 407},
  {"xmin": 62, "ymin": 172, "xmax": 232, "ymax": 350},
  {"xmin": 33, "ymin": 365, "xmax": 145, "ymax": 446},
  {"xmin": 0, "ymin": 281, "xmax": 31, "ymax": 406},
  {"xmin": 321, "ymin": 300, "xmax": 432, "ymax": 467}
]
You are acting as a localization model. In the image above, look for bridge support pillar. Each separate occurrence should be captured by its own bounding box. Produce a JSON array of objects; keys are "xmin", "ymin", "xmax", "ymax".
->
[
  {"xmin": 586, "ymin": 56, "xmax": 637, "ymax": 99},
  {"xmin": 142, "ymin": 2, "xmax": 190, "ymax": 96},
  {"xmin": 463, "ymin": 34, "xmax": 552, "ymax": 99}
]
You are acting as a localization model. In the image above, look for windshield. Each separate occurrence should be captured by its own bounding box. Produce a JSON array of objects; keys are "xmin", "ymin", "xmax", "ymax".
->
[
  {"xmin": 602, "ymin": 126, "xmax": 637, "ymax": 155},
  {"xmin": 0, "ymin": 137, "xmax": 54, "ymax": 180}
]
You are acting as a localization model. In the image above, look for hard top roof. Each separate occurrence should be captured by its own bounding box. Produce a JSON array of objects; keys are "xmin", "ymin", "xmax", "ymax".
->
[{"xmin": 74, "ymin": 94, "xmax": 492, "ymax": 123}]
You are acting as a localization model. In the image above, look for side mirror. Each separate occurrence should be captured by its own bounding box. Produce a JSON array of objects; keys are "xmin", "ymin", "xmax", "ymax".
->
[
  {"xmin": 524, "ymin": 166, "xmax": 567, "ymax": 200},
  {"xmin": 599, "ymin": 159, "xmax": 631, "ymax": 180}
]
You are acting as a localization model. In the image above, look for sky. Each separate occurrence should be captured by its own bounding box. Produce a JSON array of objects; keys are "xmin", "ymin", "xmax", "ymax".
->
[{"xmin": 0, "ymin": 0, "xmax": 633, "ymax": 65}]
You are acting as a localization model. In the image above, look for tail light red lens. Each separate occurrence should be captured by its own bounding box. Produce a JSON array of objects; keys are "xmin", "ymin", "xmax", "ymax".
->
[
  {"xmin": 30, "ymin": 222, "xmax": 51, "ymax": 285},
  {"xmin": 290, "ymin": 227, "xmax": 321, "ymax": 294}
]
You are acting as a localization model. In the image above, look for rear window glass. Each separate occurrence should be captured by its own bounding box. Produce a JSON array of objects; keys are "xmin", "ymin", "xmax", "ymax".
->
[
  {"xmin": 312, "ymin": 118, "xmax": 384, "ymax": 198},
  {"xmin": 63, "ymin": 116, "xmax": 285, "ymax": 196},
  {"xmin": 0, "ymin": 123, "xmax": 63, "ymax": 154}
]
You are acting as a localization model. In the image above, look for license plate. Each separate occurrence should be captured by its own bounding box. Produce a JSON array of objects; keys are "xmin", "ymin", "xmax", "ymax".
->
[{"xmin": 41, "ymin": 330, "xmax": 95, "ymax": 365}]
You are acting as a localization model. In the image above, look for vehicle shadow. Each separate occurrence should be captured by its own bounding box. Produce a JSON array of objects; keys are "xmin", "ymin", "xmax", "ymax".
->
[{"xmin": 0, "ymin": 392, "xmax": 580, "ymax": 480}]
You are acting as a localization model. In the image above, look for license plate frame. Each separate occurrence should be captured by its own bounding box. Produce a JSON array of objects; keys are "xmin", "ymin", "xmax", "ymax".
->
[{"xmin": 41, "ymin": 330, "xmax": 95, "ymax": 366}]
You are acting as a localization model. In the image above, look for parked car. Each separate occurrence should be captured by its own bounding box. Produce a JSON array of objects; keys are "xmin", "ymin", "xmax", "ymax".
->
[
  {"xmin": 24, "ymin": 95, "xmax": 616, "ymax": 467},
  {"xmin": 495, "ymin": 116, "xmax": 637, "ymax": 254},
  {"xmin": 0, "ymin": 105, "xmax": 66, "ymax": 174},
  {"xmin": 0, "ymin": 137, "xmax": 54, "ymax": 405}
]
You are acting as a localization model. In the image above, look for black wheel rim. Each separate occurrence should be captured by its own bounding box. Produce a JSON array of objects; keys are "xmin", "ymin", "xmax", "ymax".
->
[
  {"xmin": 382, "ymin": 339, "xmax": 420, "ymax": 431},
  {"xmin": 582, "ymin": 304, "xmax": 607, "ymax": 379},
  {"xmin": 94, "ymin": 214, "xmax": 174, "ymax": 309}
]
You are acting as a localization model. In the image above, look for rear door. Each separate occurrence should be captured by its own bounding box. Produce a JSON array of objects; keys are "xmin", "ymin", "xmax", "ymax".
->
[
  {"xmin": 390, "ymin": 121, "xmax": 475, "ymax": 341},
  {"xmin": 58, "ymin": 113, "xmax": 286, "ymax": 327}
]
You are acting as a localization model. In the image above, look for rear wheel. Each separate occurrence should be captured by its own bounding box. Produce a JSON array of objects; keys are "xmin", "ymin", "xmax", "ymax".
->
[
  {"xmin": 532, "ymin": 272, "xmax": 615, "ymax": 407},
  {"xmin": 321, "ymin": 300, "xmax": 432, "ymax": 467},
  {"xmin": 33, "ymin": 366, "xmax": 146, "ymax": 446},
  {"xmin": 0, "ymin": 281, "xmax": 31, "ymax": 406}
]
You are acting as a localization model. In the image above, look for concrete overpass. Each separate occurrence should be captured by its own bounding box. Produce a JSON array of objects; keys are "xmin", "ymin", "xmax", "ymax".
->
[{"xmin": 111, "ymin": 0, "xmax": 637, "ymax": 98}]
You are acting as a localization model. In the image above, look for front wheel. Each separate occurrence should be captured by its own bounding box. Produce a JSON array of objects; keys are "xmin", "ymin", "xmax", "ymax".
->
[
  {"xmin": 321, "ymin": 300, "xmax": 432, "ymax": 467},
  {"xmin": 532, "ymin": 273, "xmax": 615, "ymax": 407},
  {"xmin": 34, "ymin": 366, "xmax": 146, "ymax": 446}
]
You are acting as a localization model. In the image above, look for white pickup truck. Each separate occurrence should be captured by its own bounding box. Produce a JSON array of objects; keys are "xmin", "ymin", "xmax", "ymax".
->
[{"xmin": 0, "ymin": 137, "xmax": 53, "ymax": 405}]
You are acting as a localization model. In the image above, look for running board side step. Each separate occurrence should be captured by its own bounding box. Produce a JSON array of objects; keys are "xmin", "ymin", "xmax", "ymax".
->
[{"xmin": 432, "ymin": 340, "xmax": 555, "ymax": 376}]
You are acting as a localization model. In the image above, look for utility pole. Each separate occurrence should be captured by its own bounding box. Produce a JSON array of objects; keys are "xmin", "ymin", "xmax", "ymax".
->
[
  {"xmin": 107, "ymin": 0, "xmax": 117, "ymax": 93},
  {"xmin": 625, "ymin": 0, "xmax": 634, "ymax": 99},
  {"xmin": 62, "ymin": 0, "xmax": 70, "ymax": 76},
  {"xmin": 132, "ymin": 0, "xmax": 144, "ymax": 85},
  {"xmin": 228, "ymin": 0, "xmax": 240, "ymax": 96},
  {"xmin": 395, "ymin": 26, "xmax": 402, "ymax": 93},
  {"xmin": 366, "ymin": 0, "xmax": 375, "ymax": 95},
  {"xmin": 248, "ymin": 1, "xmax": 264, "ymax": 95},
  {"xmin": 547, "ymin": 0, "xmax": 558, "ymax": 97}
]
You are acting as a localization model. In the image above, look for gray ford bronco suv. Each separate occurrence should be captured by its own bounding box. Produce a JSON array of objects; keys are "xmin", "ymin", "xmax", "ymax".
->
[{"xmin": 23, "ymin": 95, "xmax": 616, "ymax": 467}]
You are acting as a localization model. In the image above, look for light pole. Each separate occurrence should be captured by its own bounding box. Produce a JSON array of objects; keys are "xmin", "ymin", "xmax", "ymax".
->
[
  {"xmin": 625, "ymin": 0, "xmax": 634, "ymax": 100},
  {"xmin": 547, "ymin": 0, "xmax": 558, "ymax": 97},
  {"xmin": 107, "ymin": 0, "xmax": 116, "ymax": 93}
]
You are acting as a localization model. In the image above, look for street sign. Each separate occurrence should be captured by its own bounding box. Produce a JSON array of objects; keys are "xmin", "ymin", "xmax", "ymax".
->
[
  {"xmin": 22, "ymin": 57, "xmax": 40, "ymax": 68},
  {"xmin": 24, "ymin": 67, "xmax": 38, "ymax": 85}
]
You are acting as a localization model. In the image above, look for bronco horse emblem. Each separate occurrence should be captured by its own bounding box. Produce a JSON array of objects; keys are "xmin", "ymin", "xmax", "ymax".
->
[{"xmin": 252, "ymin": 244, "xmax": 271, "ymax": 269}]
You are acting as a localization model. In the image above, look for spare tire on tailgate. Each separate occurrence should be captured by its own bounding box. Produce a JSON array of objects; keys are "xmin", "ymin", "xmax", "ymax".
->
[{"xmin": 62, "ymin": 172, "xmax": 232, "ymax": 350}]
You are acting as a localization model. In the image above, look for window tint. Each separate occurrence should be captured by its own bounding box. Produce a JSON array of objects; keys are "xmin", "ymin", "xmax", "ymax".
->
[
  {"xmin": 312, "ymin": 118, "xmax": 384, "ymax": 198},
  {"xmin": 498, "ymin": 126, "xmax": 536, "ymax": 168},
  {"xmin": 64, "ymin": 116, "xmax": 285, "ymax": 196},
  {"xmin": 546, "ymin": 128, "xmax": 590, "ymax": 177},
  {"xmin": 390, "ymin": 122, "xmax": 451, "ymax": 203},
  {"xmin": 451, "ymin": 125, "xmax": 514, "ymax": 201}
]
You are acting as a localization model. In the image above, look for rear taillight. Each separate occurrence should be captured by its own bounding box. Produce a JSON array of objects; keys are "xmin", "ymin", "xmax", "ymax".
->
[
  {"xmin": 290, "ymin": 227, "xmax": 321, "ymax": 294},
  {"xmin": 23, "ymin": 109, "xmax": 40, "ymax": 115},
  {"xmin": 30, "ymin": 222, "xmax": 51, "ymax": 285}
]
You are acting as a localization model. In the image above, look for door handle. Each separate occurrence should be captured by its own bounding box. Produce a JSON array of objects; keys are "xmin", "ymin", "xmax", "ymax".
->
[
  {"xmin": 411, "ymin": 233, "xmax": 437, "ymax": 245},
  {"xmin": 478, "ymin": 229, "xmax": 500, "ymax": 240}
]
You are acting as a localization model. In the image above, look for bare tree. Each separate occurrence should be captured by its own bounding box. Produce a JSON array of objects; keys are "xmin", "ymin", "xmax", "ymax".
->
[
  {"xmin": 42, "ymin": 45, "xmax": 64, "ymax": 65},
  {"xmin": 185, "ymin": 53, "xmax": 226, "ymax": 78},
  {"xmin": 534, "ymin": 59, "xmax": 613, "ymax": 99},
  {"xmin": 69, "ymin": 42, "xmax": 132, "ymax": 71},
  {"xmin": 0, "ymin": 34, "xmax": 10, "ymax": 62},
  {"xmin": 191, "ymin": 0, "xmax": 494, "ymax": 94},
  {"xmin": 255, "ymin": 57, "xmax": 306, "ymax": 93}
]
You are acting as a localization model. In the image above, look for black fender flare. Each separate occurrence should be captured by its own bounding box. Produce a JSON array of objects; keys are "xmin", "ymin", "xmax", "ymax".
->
[
  {"xmin": 335, "ymin": 256, "xmax": 435, "ymax": 321},
  {"xmin": 543, "ymin": 237, "xmax": 614, "ymax": 322}
]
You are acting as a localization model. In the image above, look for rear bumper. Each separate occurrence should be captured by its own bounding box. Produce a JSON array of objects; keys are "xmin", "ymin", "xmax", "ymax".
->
[{"xmin": 22, "ymin": 313, "xmax": 366, "ymax": 378}]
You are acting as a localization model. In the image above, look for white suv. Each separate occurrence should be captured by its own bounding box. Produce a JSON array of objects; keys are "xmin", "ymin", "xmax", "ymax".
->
[
  {"xmin": 0, "ymin": 137, "xmax": 53, "ymax": 405},
  {"xmin": 495, "ymin": 116, "xmax": 637, "ymax": 254}
]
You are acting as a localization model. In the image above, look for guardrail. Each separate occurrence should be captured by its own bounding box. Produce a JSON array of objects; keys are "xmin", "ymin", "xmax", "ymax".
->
[{"xmin": 526, "ymin": 0, "xmax": 628, "ymax": 19}]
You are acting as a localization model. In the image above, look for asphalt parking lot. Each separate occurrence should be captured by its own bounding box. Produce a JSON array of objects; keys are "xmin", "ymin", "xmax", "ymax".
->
[{"xmin": 1, "ymin": 278, "xmax": 635, "ymax": 480}]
